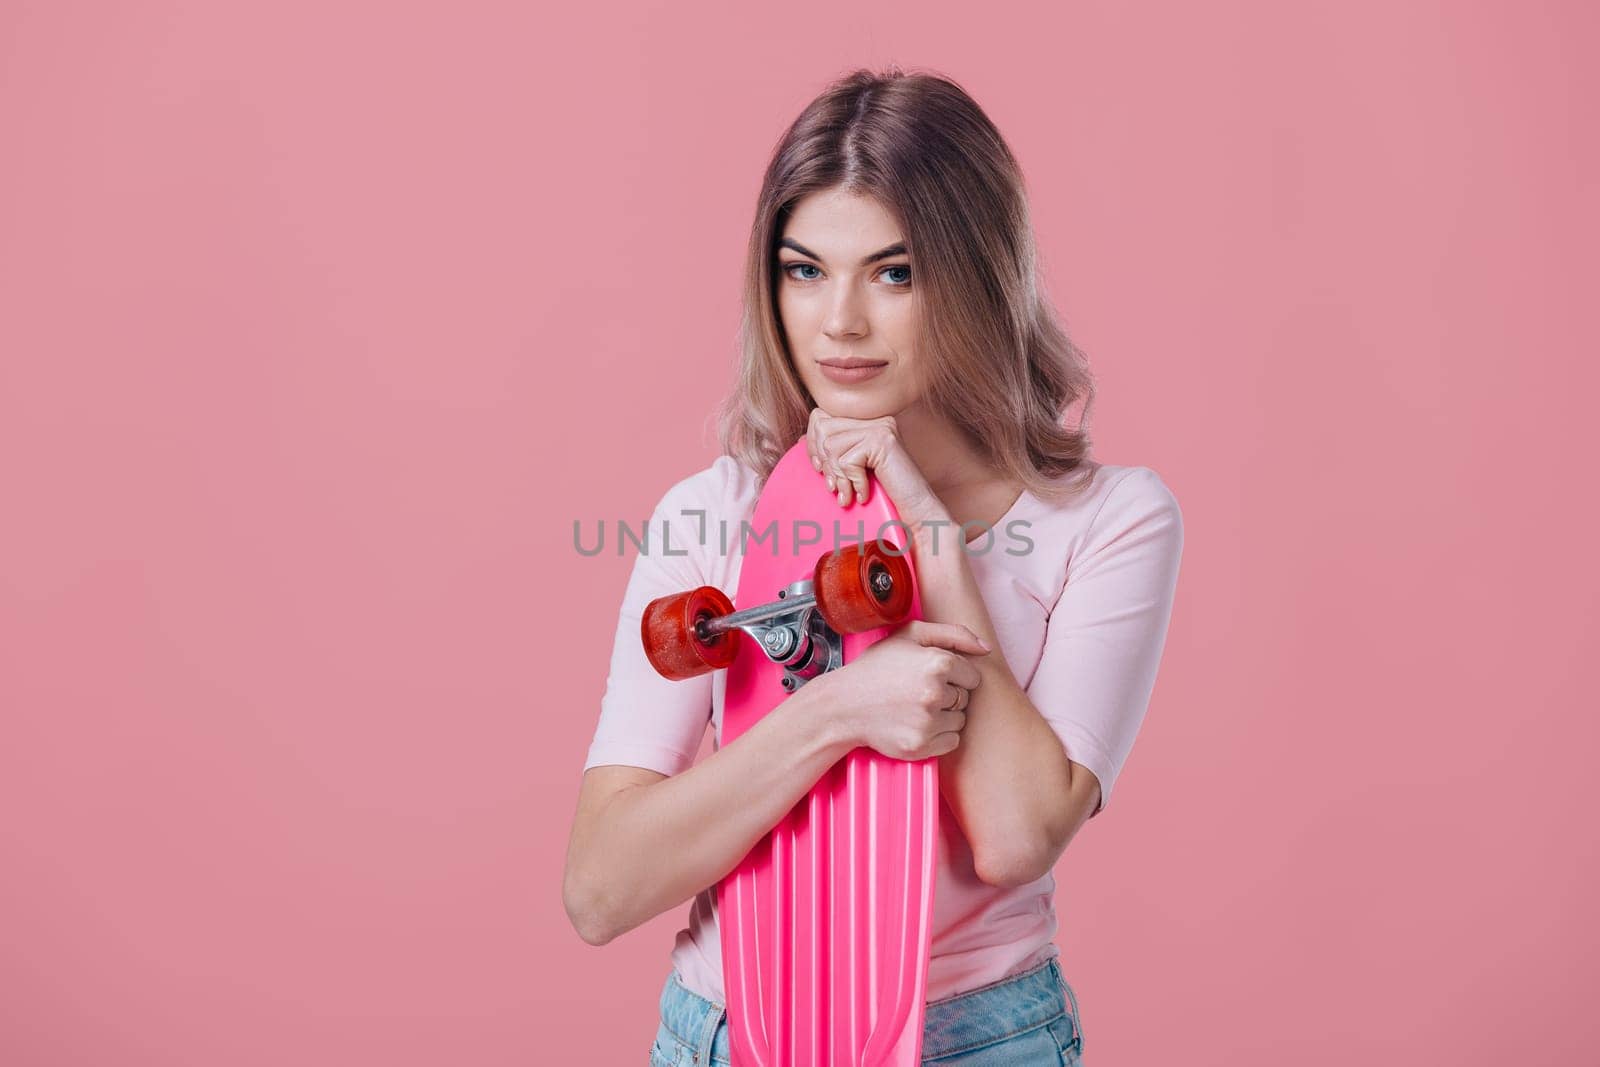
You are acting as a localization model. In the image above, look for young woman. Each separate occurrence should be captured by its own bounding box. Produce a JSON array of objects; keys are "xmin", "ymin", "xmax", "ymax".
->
[{"xmin": 564, "ymin": 66, "xmax": 1184, "ymax": 1066}]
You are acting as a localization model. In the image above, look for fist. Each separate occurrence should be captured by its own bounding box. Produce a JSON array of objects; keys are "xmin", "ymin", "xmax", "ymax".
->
[{"xmin": 826, "ymin": 619, "xmax": 989, "ymax": 761}]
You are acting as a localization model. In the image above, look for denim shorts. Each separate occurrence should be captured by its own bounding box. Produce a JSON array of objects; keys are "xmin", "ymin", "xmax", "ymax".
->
[{"xmin": 648, "ymin": 957, "xmax": 1084, "ymax": 1065}]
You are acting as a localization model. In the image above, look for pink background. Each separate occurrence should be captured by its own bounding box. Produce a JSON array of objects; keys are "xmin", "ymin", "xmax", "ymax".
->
[{"xmin": 1, "ymin": 2, "xmax": 1594, "ymax": 1063}]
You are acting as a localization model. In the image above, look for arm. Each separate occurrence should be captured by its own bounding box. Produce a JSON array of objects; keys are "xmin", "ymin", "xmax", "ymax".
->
[
  {"xmin": 563, "ymin": 670, "xmax": 858, "ymax": 946},
  {"xmin": 919, "ymin": 469, "xmax": 1185, "ymax": 887},
  {"xmin": 797, "ymin": 412, "xmax": 1102, "ymax": 886},
  {"xmin": 801, "ymin": 413, "xmax": 1183, "ymax": 887},
  {"xmin": 912, "ymin": 519, "xmax": 1100, "ymax": 889}
]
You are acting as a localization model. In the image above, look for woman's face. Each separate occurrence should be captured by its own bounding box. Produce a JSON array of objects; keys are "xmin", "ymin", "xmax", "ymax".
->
[{"xmin": 776, "ymin": 188, "xmax": 923, "ymax": 420}]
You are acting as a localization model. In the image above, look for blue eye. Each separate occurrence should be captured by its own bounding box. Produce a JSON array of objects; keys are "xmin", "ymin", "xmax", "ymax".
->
[{"xmin": 780, "ymin": 262, "xmax": 912, "ymax": 287}]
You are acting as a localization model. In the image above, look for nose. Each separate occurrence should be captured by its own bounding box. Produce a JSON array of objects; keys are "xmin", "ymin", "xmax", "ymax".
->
[{"xmin": 822, "ymin": 283, "xmax": 868, "ymax": 342}]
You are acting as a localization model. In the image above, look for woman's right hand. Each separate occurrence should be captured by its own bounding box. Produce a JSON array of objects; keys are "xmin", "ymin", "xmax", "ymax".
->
[{"xmin": 818, "ymin": 620, "xmax": 989, "ymax": 761}]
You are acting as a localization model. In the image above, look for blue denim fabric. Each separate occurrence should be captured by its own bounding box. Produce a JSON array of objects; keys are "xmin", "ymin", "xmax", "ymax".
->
[{"xmin": 649, "ymin": 957, "xmax": 1084, "ymax": 1065}]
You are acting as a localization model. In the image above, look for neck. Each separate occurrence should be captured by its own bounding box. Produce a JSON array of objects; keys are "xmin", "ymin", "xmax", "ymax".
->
[{"xmin": 893, "ymin": 401, "xmax": 995, "ymax": 495}]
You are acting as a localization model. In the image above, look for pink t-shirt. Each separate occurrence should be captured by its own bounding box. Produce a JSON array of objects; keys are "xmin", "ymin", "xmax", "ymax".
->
[{"xmin": 582, "ymin": 454, "xmax": 1184, "ymax": 1004}]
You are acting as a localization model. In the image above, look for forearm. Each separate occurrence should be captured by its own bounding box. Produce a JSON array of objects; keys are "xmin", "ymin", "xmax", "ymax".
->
[
  {"xmin": 574, "ymin": 676, "xmax": 857, "ymax": 945},
  {"xmin": 913, "ymin": 524, "xmax": 1075, "ymax": 885}
]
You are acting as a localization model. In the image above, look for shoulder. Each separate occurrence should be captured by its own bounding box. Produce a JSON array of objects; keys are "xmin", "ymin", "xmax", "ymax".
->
[
  {"xmin": 1013, "ymin": 463, "xmax": 1182, "ymax": 585},
  {"xmin": 653, "ymin": 454, "xmax": 764, "ymax": 517},
  {"xmin": 633, "ymin": 456, "xmax": 763, "ymax": 585},
  {"xmin": 1069, "ymin": 464, "xmax": 1184, "ymax": 573},
  {"xmin": 1026, "ymin": 463, "xmax": 1181, "ymax": 536},
  {"xmin": 1088, "ymin": 465, "xmax": 1182, "ymax": 528}
]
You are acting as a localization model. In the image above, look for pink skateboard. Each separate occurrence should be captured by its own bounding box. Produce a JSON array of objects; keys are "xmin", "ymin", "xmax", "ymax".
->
[{"xmin": 641, "ymin": 437, "xmax": 939, "ymax": 1065}]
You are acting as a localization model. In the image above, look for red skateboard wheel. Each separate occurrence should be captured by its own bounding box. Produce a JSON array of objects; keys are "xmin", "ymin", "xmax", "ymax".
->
[
  {"xmin": 812, "ymin": 540, "xmax": 914, "ymax": 634},
  {"xmin": 641, "ymin": 586, "xmax": 739, "ymax": 680}
]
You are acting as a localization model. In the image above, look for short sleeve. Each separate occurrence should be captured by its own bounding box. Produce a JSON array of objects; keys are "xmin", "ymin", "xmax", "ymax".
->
[
  {"xmin": 581, "ymin": 464, "xmax": 729, "ymax": 778},
  {"xmin": 1025, "ymin": 467, "xmax": 1184, "ymax": 818}
]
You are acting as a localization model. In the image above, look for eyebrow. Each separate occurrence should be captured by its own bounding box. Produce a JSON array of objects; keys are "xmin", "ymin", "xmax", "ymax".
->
[{"xmin": 779, "ymin": 238, "xmax": 908, "ymax": 266}]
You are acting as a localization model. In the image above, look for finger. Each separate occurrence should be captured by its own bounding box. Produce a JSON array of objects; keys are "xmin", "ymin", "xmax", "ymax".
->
[
  {"xmin": 928, "ymin": 643, "xmax": 985, "ymax": 692},
  {"xmin": 832, "ymin": 460, "xmax": 857, "ymax": 508},
  {"xmin": 830, "ymin": 456, "xmax": 863, "ymax": 507},
  {"xmin": 829, "ymin": 431, "xmax": 876, "ymax": 469},
  {"xmin": 808, "ymin": 419, "xmax": 827, "ymax": 474},
  {"xmin": 834, "ymin": 457, "xmax": 855, "ymax": 505},
  {"xmin": 836, "ymin": 442, "xmax": 873, "ymax": 505},
  {"xmin": 818, "ymin": 426, "xmax": 867, "ymax": 471},
  {"xmin": 818, "ymin": 449, "xmax": 837, "ymax": 492},
  {"xmin": 911, "ymin": 621, "xmax": 992, "ymax": 657},
  {"xmin": 940, "ymin": 684, "xmax": 969, "ymax": 712},
  {"xmin": 950, "ymin": 657, "xmax": 983, "ymax": 691},
  {"xmin": 818, "ymin": 447, "xmax": 844, "ymax": 492},
  {"xmin": 936, "ymin": 709, "xmax": 968, "ymax": 734},
  {"xmin": 812, "ymin": 411, "xmax": 840, "ymax": 475}
]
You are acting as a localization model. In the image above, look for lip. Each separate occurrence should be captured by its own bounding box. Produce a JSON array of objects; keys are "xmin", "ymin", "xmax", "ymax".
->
[{"xmin": 818, "ymin": 360, "xmax": 887, "ymax": 385}]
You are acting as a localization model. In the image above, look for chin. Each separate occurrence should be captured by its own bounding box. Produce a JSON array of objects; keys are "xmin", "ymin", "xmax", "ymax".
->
[{"xmin": 814, "ymin": 390, "xmax": 897, "ymax": 420}]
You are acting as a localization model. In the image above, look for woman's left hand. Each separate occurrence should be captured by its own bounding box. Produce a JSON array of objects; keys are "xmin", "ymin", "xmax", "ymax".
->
[{"xmin": 805, "ymin": 407, "xmax": 949, "ymax": 532}]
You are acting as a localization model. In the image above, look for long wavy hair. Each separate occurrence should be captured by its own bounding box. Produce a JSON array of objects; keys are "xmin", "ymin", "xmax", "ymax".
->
[{"xmin": 714, "ymin": 65, "xmax": 1099, "ymax": 503}]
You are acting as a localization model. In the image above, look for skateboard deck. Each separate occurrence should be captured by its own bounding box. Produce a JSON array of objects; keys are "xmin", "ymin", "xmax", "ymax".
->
[{"xmin": 640, "ymin": 437, "xmax": 940, "ymax": 1065}]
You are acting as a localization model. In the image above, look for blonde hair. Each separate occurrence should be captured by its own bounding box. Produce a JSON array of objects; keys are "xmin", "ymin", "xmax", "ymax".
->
[{"xmin": 715, "ymin": 65, "xmax": 1099, "ymax": 503}]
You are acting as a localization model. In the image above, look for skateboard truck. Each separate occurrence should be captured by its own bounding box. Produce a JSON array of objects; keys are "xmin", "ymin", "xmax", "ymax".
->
[
  {"xmin": 640, "ymin": 540, "xmax": 914, "ymax": 685},
  {"xmin": 693, "ymin": 577, "xmax": 842, "ymax": 692}
]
